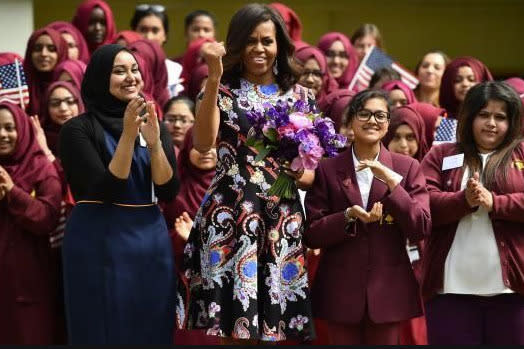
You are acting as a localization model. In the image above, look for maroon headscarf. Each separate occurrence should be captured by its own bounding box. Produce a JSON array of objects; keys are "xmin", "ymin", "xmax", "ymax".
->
[
  {"xmin": 181, "ymin": 37, "xmax": 214, "ymax": 93},
  {"xmin": 439, "ymin": 56, "xmax": 493, "ymax": 118},
  {"xmin": 72, "ymin": 0, "xmax": 116, "ymax": 54},
  {"xmin": 188, "ymin": 64, "xmax": 208, "ymax": 102},
  {"xmin": 383, "ymin": 104, "xmax": 428, "ymax": 161},
  {"xmin": 39, "ymin": 81, "xmax": 85, "ymax": 154},
  {"xmin": 318, "ymin": 88, "xmax": 356, "ymax": 132},
  {"xmin": 48, "ymin": 20, "xmax": 90, "ymax": 63},
  {"xmin": 128, "ymin": 39, "xmax": 170, "ymax": 108},
  {"xmin": 0, "ymin": 52, "xmax": 24, "ymax": 65},
  {"xmin": 269, "ymin": 2, "xmax": 303, "ymax": 42},
  {"xmin": 112, "ymin": 30, "xmax": 143, "ymax": 46},
  {"xmin": 381, "ymin": 80, "xmax": 417, "ymax": 104},
  {"xmin": 295, "ymin": 45, "xmax": 339, "ymax": 103},
  {"xmin": 0, "ymin": 102, "xmax": 56, "ymax": 193},
  {"xmin": 410, "ymin": 101, "xmax": 446, "ymax": 147},
  {"xmin": 24, "ymin": 27, "xmax": 68, "ymax": 117},
  {"xmin": 52, "ymin": 59, "xmax": 87, "ymax": 91},
  {"xmin": 317, "ymin": 32, "xmax": 359, "ymax": 89},
  {"xmin": 505, "ymin": 77, "xmax": 524, "ymax": 100}
]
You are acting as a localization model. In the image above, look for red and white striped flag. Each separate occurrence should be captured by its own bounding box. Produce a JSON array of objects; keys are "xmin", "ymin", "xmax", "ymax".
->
[{"xmin": 349, "ymin": 46, "xmax": 419, "ymax": 91}]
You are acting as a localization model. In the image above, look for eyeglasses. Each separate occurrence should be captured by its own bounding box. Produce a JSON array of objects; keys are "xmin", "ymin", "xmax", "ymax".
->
[
  {"xmin": 325, "ymin": 50, "xmax": 348, "ymax": 59},
  {"xmin": 135, "ymin": 4, "xmax": 165, "ymax": 13},
  {"xmin": 49, "ymin": 97, "xmax": 78, "ymax": 108},
  {"xmin": 302, "ymin": 69, "xmax": 323, "ymax": 78},
  {"xmin": 355, "ymin": 109, "xmax": 390, "ymax": 123},
  {"xmin": 164, "ymin": 116, "xmax": 195, "ymax": 125}
]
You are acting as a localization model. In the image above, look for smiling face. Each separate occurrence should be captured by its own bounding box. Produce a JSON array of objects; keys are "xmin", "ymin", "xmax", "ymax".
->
[
  {"xmin": 136, "ymin": 14, "xmax": 167, "ymax": 46},
  {"xmin": 453, "ymin": 65, "xmax": 477, "ymax": 102},
  {"xmin": 387, "ymin": 123, "xmax": 418, "ymax": 157},
  {"xmin": 0, "ymin": 108, "xmax": 17, "ymax": 157},
  {"xmin": 242, "ymin": 20, "xmax": 277, "ymax": 85},
  {"xmin": 352, "ymin": 97, "xmax": 389, "ymax": 145},
  {"xmin": 87, "ymin": 6, "xmax": 107, "ymax": 45},
  {"xmin": 325, "ymin": 40, "xmax": 348, "ymax": 79},
  {"xmin": 109, "ymin": 51, "xmax": 143, "ymax": 102},
  {"xmin": 189, "ymin": 146, "xmax": 217, "ymax": 170},
  {"xmin": 31, "ymin": 34, "xmax": 58, "ymax": 72},
  {"xmin": 298, "ymin": 58, "xmax": 323, "ymax": 96},
  {"xmin": 417, "ymin": 53, "xmax": 446, "ymax": 90},
  {"xmin": 472, "ymin": 99, "xmax": 509, "ymax": 153},
  {"xmin": 48, "ymin": 87, "xmax": 80, "ymax": 125}
]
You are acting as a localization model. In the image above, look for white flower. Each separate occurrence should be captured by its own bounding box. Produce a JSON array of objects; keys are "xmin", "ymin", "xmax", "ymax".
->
[{"xmin": 218, "ymin": 95, "xmax": 233, "ymax": 112}]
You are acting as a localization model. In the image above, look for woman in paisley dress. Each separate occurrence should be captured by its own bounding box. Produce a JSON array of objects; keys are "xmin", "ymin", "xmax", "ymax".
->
[{"xmin": 179, "ymin": 3, "xmax": 315, "ymax": 344}]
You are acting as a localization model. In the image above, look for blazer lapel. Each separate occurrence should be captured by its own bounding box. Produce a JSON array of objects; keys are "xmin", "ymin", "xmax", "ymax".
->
[
  {"xmin": 366, "ymin": 144, "xmax": 393, "ymax": 211},
  {"xmin": 336, "ymin": 147, "xmax": 364, "ymax": 208}
]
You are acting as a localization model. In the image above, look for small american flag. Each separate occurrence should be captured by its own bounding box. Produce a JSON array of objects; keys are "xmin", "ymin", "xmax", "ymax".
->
[
  {"xmin": 349, "ymin": 46, "xmax": 419, "ymax": 91},
  {"xmin": 433, "ymin": 117, "xmax": 457, "ymax": 145},
  {"xmin": 0, "ymin": 59, "xmax": 29, "ymax": 108}
]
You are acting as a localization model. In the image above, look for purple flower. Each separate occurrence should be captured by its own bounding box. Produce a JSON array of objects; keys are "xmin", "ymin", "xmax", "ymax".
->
[
  {"xmin": 246, "ymin": 109, "xmax": 265, "ymax": 131},
  {"xmin": 293, "ymin": 99, "xmax": 310, "ymax": 113}
]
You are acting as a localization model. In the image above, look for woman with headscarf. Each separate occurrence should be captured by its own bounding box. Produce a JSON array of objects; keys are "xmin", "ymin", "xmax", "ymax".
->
[
  {"xmin": 112, "ymin": 30, "xmax": 142, "ymax": 46},
  {"xmin": 24, "ymin": 27, "xmax": 68, "ymax": 116},
  {"xmin": 317, "ymin": 32, "xmax": 359, "ymax": 90},
  {"xmin": 439, "ymin": 56, "xmax": 493, "ymax": 118},
  {"xmin": 52, "ymin": 59, "xmax": 87, "ymax": 91},
  {"xmin": 58, "ymin": 44, "xmax": 178, "ymax": 344},
  {"xmin": 0, "ymin": 101, "xmax": 61, "ymax": 344},
  {"xmin": 410, "ymin": 102, "xmax": 447, "ymax": 148},
  {"xmin": 180, "ymin": 37, "xmax": 214, "ymax": 94},
  {"xmin": 268, "ymin": 3, "xmax": 304, "ymax": 44},
  {"xmin": 72, "ymin": 0, "xmax": 116, "ymax": 54},
  {"xmin": 128, "ymin": 39, "xmax": 170, "ymax": 109},
  {"xmin": 296, "ymin": 45, "xmax": 338, "ymax": 104},
  {"xmin": 187, "ymin": 63, "xmax": 208, "ymax": 103},
  {"xmin": 381, "ymin": 80, "xmax": 418, "ymax": 111},
  {"xmin": 48, "ymin": 21, "xmax": 90, "ymax": 64}
]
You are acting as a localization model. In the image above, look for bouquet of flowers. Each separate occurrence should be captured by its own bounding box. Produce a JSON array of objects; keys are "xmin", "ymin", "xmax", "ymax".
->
[{"xmin": 246, "ymin": 99, "xmax": 347, "ymax": 199}]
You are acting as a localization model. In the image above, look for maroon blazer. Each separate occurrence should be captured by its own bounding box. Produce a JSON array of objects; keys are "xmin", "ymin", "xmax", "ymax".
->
[
  {"xmin": 304, "ymin": 144, "xmax": 431, "ymax": 325},
  {"xmin": 0, "ymin": 174, "xmax": 61, "ymax": 344},
  {"xmin": 420, "ymin": 142, "xmax": 524, "ymax": 301}
]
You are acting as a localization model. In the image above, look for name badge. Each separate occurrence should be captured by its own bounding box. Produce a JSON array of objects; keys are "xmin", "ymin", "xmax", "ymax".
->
[{"xmin": 442, "ymin": 153, "xmax": 464, "ymax": 171}]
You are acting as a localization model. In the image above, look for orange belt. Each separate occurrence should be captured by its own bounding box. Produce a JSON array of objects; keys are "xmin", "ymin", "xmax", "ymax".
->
[{"xmin": 76, "ymin": 200, "xmax": 156, "ymax": 207}]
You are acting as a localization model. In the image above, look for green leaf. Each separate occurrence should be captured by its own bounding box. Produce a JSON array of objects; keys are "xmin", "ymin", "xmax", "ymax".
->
[
  {"xmin": 246, "ymin": 137, "xmax": 256, "ymax": 147},
  {"xmin": 254, "ymin": 146, "xmax": 271, "ymax": 162},
  {"xmin": 264, "ymin": 128, "xmax": 279, "ymax": 143}
]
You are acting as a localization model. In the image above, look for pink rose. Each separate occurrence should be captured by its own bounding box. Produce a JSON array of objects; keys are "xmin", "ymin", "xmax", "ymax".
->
[{"xmin": 289, "ymin": 112, "xmax": 313, "ymax": 130}]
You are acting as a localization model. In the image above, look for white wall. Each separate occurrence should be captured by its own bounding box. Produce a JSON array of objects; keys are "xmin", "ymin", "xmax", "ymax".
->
[{"xmin": 0, "ymin": 0, "xmax": 33, "ymax": 56}]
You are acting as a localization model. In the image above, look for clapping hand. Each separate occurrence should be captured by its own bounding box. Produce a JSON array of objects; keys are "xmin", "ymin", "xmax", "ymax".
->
[
  {"xmin": 122, "ymin": 96, "xmax": 147, "ymax": 139},
  {"xmin": 29, "ymin": 115, "xmax": 54, "ymax": 161},
  {"xmin": 174, "ymin": 211, "xmax": 194, "ymax": 242},
  {"xmin": 139, "ymin": 101, "xmax": 160, "ymax": 150},
  {"xmin": 348, "ymin": 202, "xmax": 383, "ymax": 224},
  {"xmin": 465, "ymin": 172, "xmax": 493, "ymax": 212},
  {"xmin": 0, "ymin": 165, "xmax": 14, "ymax": 200},
  {"xmin": 357, "ymin": 160, "xmax": 401, "ymax": 191}
]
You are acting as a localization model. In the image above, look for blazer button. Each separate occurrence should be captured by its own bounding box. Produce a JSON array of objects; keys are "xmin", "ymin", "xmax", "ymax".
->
[
  {"xmin": 500, "ymin": 241, "xmax": 505, "ymax": 248},
  {"xmin": 505, "ymin": 279, "xmax": 510, "ymax": 286}
]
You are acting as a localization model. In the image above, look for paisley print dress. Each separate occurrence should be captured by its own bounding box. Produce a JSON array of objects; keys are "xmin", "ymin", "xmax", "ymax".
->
[{"xmin": 179, "ymin": 79, "xmax": 315, "ymax": 341}]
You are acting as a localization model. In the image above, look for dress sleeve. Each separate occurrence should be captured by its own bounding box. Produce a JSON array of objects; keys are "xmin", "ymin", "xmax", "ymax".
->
[
  {"xmin": 59, "ymin": 117, "xmax": 128, "ymax": 202},
  {"xmin": 7, "ymin": 173, "xmax": 62, "ymax": 236},
  {"xmin": 154, "ymin": 122, "xmax": 179, "ymax": 202}
]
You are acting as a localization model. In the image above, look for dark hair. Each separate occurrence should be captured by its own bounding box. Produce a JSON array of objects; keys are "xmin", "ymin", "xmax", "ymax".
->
[
  {"xmin": 222, "ymin": 3, "xmax": 300, "ymax": 91},
  {"xmin": 130, "ymin": 7, "xmax": 169, "ymax": 37},
  {"xmin": 184, "ymin": 10, "xmax": 217, "ymax": 31},
  {"xmin": 457, "ymin": 81, "xmax": 523, "ymax": 189},
  {"xmin": 350, "ymin": 23, "xmax": 383, "ymax": 48},
  {"xmin": 369, "ymin": 67, "xmax": 401, "ymax": 90},
  {"xmin": 163, "ymin": 95, "xmax": 195, "ymax": 116},
  {"xmin": 415, "ymin": 50, "xmax": 450, "ymax": 76},
  {"xmin": 346, "ymin": 89, "xmax": 389, "ymax": 124}
]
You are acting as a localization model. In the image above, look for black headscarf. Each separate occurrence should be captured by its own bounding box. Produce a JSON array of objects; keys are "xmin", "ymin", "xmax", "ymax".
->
[{"xmin": 81, "ymin": 44, "xmax": 134, "ymax": 139}]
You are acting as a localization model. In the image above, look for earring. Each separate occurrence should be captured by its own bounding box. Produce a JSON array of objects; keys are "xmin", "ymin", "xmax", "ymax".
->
[{"xmin": 273, "ymin": 60, "xmax": 278, "ymax": 76}]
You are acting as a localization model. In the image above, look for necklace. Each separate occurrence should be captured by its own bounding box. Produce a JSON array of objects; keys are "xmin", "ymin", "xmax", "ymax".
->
[{"xmin": 254, "ymin": 83, "xmax": 279, "ymax": 99}]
